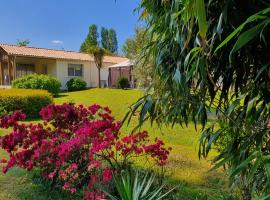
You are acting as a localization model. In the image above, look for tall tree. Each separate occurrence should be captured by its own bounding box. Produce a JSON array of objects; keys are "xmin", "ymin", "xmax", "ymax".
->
[
  {"xmin": 122, "ymin": 27, "xmax": 154, "ymax": 88},
  {"xmin": 101, "ymin": 27, "xmax": 109, "ymax": 50},
  {"xmin": 80, "ymin": 24, "xmax": 98, "ymax": 52},
  {"xmin": 108, "ymin": 29, "xmax": 118, "ymax": 54},
  {"xmin": 17, "ymin": 39, "xmax": 30, "ymax": 47},
  {"xmin": 87, "ymin": 46, "xmax": 106, "ymax": 88},
  {"xmin": 122, "ymin": 27, "xmax": 147, "ymax": 59},
  {"xmin": 126, "ymin": 1, "xmax": 270, "ymax": 199}
]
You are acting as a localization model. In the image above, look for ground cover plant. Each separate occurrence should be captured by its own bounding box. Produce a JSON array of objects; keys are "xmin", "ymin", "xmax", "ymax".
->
[{"xmin": 0, "ymin": 102, "xmax": 170, "ymax": 199}]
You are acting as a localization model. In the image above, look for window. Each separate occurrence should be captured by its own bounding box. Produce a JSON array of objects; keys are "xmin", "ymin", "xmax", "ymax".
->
[
  {"xmin": 16, "ymin": 64, "xmax": 35, "ymax": 78},
  {"xmin": 68, "ymin": 64, "xmax": 83, "ymax": 77}
]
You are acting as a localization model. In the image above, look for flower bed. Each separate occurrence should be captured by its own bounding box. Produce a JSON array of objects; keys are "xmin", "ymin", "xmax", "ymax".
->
[{"xmin": 0, "ymin": 103, "xmax": 170, "ymax": 199}]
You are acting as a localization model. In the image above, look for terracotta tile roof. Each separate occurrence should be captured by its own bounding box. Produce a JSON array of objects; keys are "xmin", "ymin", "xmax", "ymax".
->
[{"xmin": 0, "ymin": 44, "xmax": 128, "ymax": 64}]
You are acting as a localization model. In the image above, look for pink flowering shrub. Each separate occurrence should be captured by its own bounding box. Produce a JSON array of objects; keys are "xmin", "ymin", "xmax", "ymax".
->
[{"xmin": 0, "ymin": 103, "xmax": 171, "ymax": 200}]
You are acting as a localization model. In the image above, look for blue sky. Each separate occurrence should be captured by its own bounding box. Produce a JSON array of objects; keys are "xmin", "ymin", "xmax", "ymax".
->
[{"xmin": 0, "ymin": 0, "xmax": 141, "ymax": 54}]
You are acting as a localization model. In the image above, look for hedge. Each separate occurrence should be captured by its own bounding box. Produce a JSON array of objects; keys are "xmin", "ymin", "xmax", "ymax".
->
[
  {"xmin": 66, "ymin": 78, "xmax": 87, "ymax": 91},
  {"xmin": 12, "ymin": 74, "xmax": 61, "ymax": 95},
  {"xmin": 117, "ymin": 77, "xmax": 129, "ymax": 89},
  {"xmin": 0, "ymin": 89, "xmax": 53, "ymax": 119}
]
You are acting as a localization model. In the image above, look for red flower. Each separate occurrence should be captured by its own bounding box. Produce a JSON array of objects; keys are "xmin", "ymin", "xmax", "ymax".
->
[
  {"xmin": 102, "ymin": 167, "xmax": 112, "ymax": 183},
  {"xmin": 48, "ymin": 172, "xmax": 55, "ymax": 179},
  {"xmin": 0, "ymin": 103, "xmax": 170, "ymax": 199}
]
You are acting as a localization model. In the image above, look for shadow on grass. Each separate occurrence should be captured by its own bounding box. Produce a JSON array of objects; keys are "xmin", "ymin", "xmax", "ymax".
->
[
  {"xmin": 0, "ymin": 168, "xmax": 82, "ymax": 200},
  {"xmin": 0, "ymin": 166, "xmax": 239, "ymax": 200},
  {"xmin": 54, "ymin": 94, "xmax": 69, "ymax": 98}
]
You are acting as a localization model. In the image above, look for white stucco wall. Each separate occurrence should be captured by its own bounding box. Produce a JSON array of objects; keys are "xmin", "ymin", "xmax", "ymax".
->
[
  {"xmin": 89, "ymin": 62, "xmax": 114, "ymax": 88},
  {"xmin": 15, "ymin": 57, "xmax": 115, "ymax": 90},
  {"xmin": 56, "ymin": 60, "xmax": 93, "ymax": 90}
]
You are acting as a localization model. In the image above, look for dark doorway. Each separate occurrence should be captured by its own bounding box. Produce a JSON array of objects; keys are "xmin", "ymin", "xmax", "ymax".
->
[{"xmin": 2, "ymin": 63, "xmax": 9, "ymax": 85}]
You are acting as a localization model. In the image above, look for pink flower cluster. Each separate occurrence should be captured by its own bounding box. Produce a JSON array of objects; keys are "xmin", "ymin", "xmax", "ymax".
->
[{"xmin": 0, "ymin": 103, "xmax": 171, "ymax": 199}]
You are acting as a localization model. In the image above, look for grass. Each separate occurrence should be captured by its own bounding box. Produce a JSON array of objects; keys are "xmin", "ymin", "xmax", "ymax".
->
[{"xmin": 0, "ymin": 88, "xmax": 237, "ymax": 200}]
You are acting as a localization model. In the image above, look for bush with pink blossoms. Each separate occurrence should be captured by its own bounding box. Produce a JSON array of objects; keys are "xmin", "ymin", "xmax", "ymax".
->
[{"xmin": 0, "ymin": 103, "xmax": 171, "ymax": 200}]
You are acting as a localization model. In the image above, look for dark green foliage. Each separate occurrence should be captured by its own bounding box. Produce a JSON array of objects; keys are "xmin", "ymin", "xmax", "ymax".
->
[
  {"xmin": 125, "ymin": 1, "xmax": 270, "ymax": 199},
  {"xmin": 101, "ymin": 27, "xmax": 109, "ymax": 50},
  {"xmin": 117, "ymin": 77, "xmax": 129, "ymax": 89},
  {"xmin": 17, "ymin": 39, "xmax": 30, "ymax": 47},
  {"xmin": 12, "ymin": 74, "xmax": 61, "ymax": 95},
  {"xmin": 80, "ymin": 24, "xmax": 99, "ymax": 52},
  {"xmin": 108, "ymin": 29, "xmax": 118, "ymax": 54},
  {"xmin": 0, "ymin": 89, "xmax": 52, "ymax": 119},
  {"xmin": 101, "ymin": 27, "xmax": 118, "ymax": 54},
  {"xmin": 66, "ymin": 78, "xmax": 87, "ymax": 91},
  {"xmin": 81, "ymin": 25, "xmax": 118, "ymax": 54}
]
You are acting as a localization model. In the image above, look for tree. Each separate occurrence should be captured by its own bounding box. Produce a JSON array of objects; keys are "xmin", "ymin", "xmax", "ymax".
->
[
  {"xmin": 126, "ymin": 1, "xmax": 270, "ymax": 199},
  {"xmin": 122, "ymin": 27, "xmax": 154, "ymax": 88},
  {"xmin": 81, "ymin": 25, "xmax": 118, "ymax": 54},
  {"xmin": 87, "ymin": 47, "xmax": 106, "ymax": 88},
  {"xmin": 101, "ymin": 27, "xmax": 109, "ymax": 50},
  {"xmin": 80, "ymin": 24, "xmax": 98, "ymax": 52},
  {"xmin": 122, "ymin": 27, "xmax": 146, "ymax": 60},
  {"xmin": 107, "ymin": 29, "xmax": 118, "ymax": 54},
  {"xmin": 17, "ymin": 39, "xmax": 30, "ymax": 46}
]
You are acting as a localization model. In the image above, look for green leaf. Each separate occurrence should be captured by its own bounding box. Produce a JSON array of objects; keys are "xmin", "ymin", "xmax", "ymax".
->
[
  {"xmin": 254, "ymin": 194, "xmax": 270, "ymax": 200},
  {"xmin": 230, "ymin": 151, "xmax": 260, "ymax": 177},
  {"xmin": 246, "ymin": 97, "xmax": 257, "ymax": 118},
  {"xmin": 265, "ymin": 163, "xmax": 270, "ymax": 181},
  {"xmin": 214, "ymin": 7, "xmax": 270, "ymax": 53},
  {"xmin": 216, "ymin": 13, "xmax": 223, "ymax": 35},
  {"xmin": 139, "ymin": 97, "xmax": 153, "ymax": 125},
  {"xmin": 196, "ymin": 0, "xmax": 208, "ymax": 38},
  {"xmin": 229, "ymin": 20, "xmax": 270, "ymax": 61}
]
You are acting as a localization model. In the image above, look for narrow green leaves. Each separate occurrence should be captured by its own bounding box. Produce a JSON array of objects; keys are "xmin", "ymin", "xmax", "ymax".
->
[
  {"xmin": 229, "ymin": 19, "xmax": 270, "ymax": 61},
  {"xmin": 215, "ymin": 7, "xmax": 270, "ymax": 53},
  {"xmin": 196, "ymin": 0, "xmax": 208, "ymax": 38}
]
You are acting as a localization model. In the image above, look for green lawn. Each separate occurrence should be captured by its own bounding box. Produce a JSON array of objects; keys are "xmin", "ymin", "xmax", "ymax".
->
[{"xmin": 0, "ymin": 89, "xmax": 236, "ymax": 200}]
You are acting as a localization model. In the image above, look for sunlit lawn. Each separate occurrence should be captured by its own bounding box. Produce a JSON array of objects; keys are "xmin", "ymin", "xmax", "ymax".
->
[{"xmin": 0, "ymin": 88, "xmax": 236, "ymax": 200}]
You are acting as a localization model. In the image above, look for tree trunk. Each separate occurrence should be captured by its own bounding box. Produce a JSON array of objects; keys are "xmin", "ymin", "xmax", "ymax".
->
[{"xmin": 98, "ymin": 67, "xmax": 101, "ymax": 88}]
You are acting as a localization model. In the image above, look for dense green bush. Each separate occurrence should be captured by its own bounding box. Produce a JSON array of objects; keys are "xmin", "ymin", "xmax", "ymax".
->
[
  {"xmin": 12, "ymin": 74, "xmax": 61, "ymax": 95},
  {"xmin": 0, "ymin": 89, "xmax": 53, "ymax": 119},
  {"xmin": 117, "ymin": 77, "xmax": 129, "ymax": 89},
  {"xmin": 66, "ymin": 78, "xmax": 87, "ymax": 91}
]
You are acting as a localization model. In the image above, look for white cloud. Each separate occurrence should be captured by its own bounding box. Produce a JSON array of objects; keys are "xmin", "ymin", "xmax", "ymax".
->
[{"xmin": 51, "ymin": 40, "xmax": 64, "ymax": 44}]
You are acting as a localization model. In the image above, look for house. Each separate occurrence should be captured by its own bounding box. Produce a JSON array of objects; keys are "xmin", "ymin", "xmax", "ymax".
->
[
  {"xmin": 0, "ymin": 44, "xmax": 128, "ymax": 89},
  {"xmin": 108, "ymin": 60, "xmax": 135, "ymax": 88}
]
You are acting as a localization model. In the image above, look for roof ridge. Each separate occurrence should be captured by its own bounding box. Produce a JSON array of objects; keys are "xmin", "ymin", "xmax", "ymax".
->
[
  {"xmin": 0, "ymin": 43, "xmax": 87, "ymax": 54},
  {"xmin": 0, "ymin": 43, "xmax": 127, "ymax": 59}
]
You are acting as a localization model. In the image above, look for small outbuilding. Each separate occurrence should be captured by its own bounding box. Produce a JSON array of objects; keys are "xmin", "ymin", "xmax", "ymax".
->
[{"xmin": 108, "ymin": 60, "xmax": 135, "ymax": 88}]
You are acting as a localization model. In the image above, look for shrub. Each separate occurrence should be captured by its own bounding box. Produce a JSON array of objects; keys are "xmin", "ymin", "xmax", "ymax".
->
[
  {"xmin": 0, "ymin": 89, "xmax": 53, "ymax": 119},
  {"xmin": 104, "ymin": 170, "xmax": 174, "ymax": 200},
  {"xmin": 117, "ymin": 77, "xmax": 129, "ymax": 89},
  {"xmin": 0, "ymin": 103, "xmax": 171, "ymax": 199},
  {"xmin": 12, "ymin": 74, "xmax": 61, "ymax": 95},
  {"xmin": 66, "ymin": 78, "xmax": 87, "ymax": 91}
]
